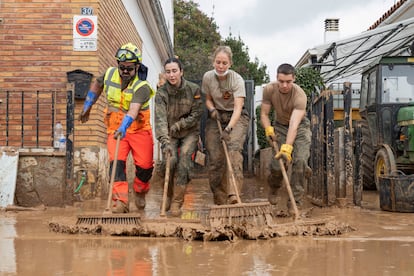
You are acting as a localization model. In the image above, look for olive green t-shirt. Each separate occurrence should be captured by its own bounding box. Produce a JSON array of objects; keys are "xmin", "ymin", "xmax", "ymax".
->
[
  {"xmin": 262, "ymin": 81, "xmax": 307, "ymax": 126},
  {"xmin": 202, "ymin": 69, "xmax": 245, "ymax": 111}
]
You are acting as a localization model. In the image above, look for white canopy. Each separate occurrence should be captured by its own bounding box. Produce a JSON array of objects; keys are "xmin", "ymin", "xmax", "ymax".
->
[{"xmin": 297, "ymin": 17, "xmax": 414, "ymax": 83}]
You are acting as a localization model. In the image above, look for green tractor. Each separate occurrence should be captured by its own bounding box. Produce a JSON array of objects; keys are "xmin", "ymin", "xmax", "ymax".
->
[{"xmin": 358, "ymin": 56, "xmax": 414, "ymax": 190}]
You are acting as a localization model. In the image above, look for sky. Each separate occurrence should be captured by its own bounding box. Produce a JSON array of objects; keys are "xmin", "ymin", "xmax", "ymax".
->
[{"xmin": 194, "ymin": 0, "xmax": 398, "ymax": 80}]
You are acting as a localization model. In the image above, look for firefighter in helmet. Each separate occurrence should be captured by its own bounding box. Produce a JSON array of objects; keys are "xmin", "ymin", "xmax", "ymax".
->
[{"xmin": 79, "ymin": 43, "xmax": 155, "ymax": 213}]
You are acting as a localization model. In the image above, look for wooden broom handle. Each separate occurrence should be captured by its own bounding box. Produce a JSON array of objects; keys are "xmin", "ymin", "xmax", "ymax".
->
[
  {"xmin": 106, "ymin": 134, "xmax": 121, "ymax": 212},
  {"xmin": 160, "ymin": 152, "xmax": 171, "ymax": 217},
  {"xmin": 217, "ymin": 120, "xmax": 242, "ymax": 204},
  {"xmin": 272, "ymin": 140, "xmax": 299, "ymax": 219}
]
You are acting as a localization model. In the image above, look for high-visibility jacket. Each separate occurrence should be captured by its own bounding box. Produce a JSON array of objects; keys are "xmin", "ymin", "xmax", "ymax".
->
[{"xmin": 103, "ymin": 67, "xmax": 155, "ymax": 133}]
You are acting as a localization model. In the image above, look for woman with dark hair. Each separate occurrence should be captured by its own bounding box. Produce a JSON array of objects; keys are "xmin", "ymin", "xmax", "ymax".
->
[{"xmin": 154, "ymin": 57, "xmax": 203, "ymax": 217}]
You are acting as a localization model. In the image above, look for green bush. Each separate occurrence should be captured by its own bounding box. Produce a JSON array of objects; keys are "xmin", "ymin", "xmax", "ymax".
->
[{"xmin": 255, "ymin": 105, "xmax": 274, "ymax": 150}]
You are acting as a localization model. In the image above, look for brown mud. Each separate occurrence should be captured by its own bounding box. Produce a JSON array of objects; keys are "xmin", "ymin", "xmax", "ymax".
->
[
  {"xmin": 2, "ymin": 178, "xmax": 414, "ymax": 275},
  {"xmin": 47, "ymin": 176, "xmax": 353, "ymax": 241}
]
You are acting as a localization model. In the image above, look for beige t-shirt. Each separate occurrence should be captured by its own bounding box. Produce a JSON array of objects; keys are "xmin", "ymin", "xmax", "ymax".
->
[
  {"xmin": 202, "ymin": 70, "xmax": 245, "ymax": 111},
  {"xmin": 262, "ymin": 81, "xmax": 307, "ymax": 125}
]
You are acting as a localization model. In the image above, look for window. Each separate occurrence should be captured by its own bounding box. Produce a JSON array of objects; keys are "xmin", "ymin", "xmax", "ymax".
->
[{"xmin": 381, "ymin": 65, "xmax": 414, "ymax": 103}]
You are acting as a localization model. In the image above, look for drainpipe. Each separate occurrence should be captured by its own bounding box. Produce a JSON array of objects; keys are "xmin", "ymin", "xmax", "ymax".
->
[{"xmin": 150, "ymin": 0, "xmax": 174, "ymax": 57}]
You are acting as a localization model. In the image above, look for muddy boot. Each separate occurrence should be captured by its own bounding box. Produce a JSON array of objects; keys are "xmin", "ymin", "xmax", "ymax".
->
[
  {"xmin": 112, "ymin": 200, "xmax": 129, "ymax": 213},
  {"xmin": 287, "ymin": 200, "xmax": 302, "ymax": 217},
  {"xmin": 268, "ymin": 187, "xmax": 279, "ymax": 205},
  {"xmin": 170, "ymin": 185, "xmax": 186, "ymax": 217},
  {"xmin": 227, "ymin": 179, "xmax": 243, "ymax": 204},
  {"xmin": 212, "ymin": 187, "xmax": 227, "ymax": 205},
  {"xmin": 134, "ymin": 192, "xmax": 146, "ymax": 210},
  {"xmin": 228, "ymin": 195, "xmax": 238, "ymax": 204}
]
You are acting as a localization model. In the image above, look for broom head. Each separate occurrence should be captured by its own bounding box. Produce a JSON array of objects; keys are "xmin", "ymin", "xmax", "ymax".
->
[{"xmin": 208, "ymin": 201, "xmax": 274, "ymax": 227}]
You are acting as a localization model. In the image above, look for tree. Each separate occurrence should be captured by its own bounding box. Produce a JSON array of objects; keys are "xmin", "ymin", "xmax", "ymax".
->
[
  {"xmin": 223, "ymin": 35, "xmax": 269, "ymax": 85},
  {"xmin": 174, "ymin": 0, "xmax": 221, "ymax": 80},
  {"xmin": 255, "ymin": 105, "xmax": 275, "ymax": 150},
  {"xmin": 174, "ymin": 1, "xmax": 269, "ymax": 84},
  {"xmin": 295, "ymin": 66, "xmax": 325, "ymax": 112},
  {"xmin": 295, "ymin": 67, "xmax": 324, "ymax": 97}
]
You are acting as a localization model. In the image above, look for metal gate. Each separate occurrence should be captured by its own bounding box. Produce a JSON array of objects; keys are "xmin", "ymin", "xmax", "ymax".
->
[
  {"xmin": 0, "ymin": 85, "xmax": 75, "ymax": 204},
  {"xmin": 308, "ymin": 83, "xmax": 356, "ymax": 206}
]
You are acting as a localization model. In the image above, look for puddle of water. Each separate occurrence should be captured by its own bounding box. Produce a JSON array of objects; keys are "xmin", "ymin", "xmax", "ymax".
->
[{"xmin": 2, "ymin": 177, "xmax": 414, "ymax": 275}]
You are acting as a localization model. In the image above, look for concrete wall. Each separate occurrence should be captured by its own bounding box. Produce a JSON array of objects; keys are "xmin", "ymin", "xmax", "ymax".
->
[{"xmin": 15, "ymin": 151, "xmax": 68, "ymax": 207}]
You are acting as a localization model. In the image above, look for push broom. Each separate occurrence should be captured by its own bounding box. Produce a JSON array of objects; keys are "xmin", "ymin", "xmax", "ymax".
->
[
  {"xmin": 76, "ymin": 134, "xmax": 141, "ymax": 227},
  {"xmin": 208, "ymin": 120, "xmax": 274, "ymax": 227}
]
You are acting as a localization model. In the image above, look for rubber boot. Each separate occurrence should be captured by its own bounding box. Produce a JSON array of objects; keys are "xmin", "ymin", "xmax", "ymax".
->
[
  {"xmin": 287, "ymin": 199, "xmax": 303, "ymax": 217},
  {"xmin": 170, "ymin": 185, "xmax": 186, "ymax": 217},
  {"xmin": 227, "ymin": 177, "xmax": 243, "ymax": 205},
  {"xmin": 134, "ymin": 192, "xmax": 146, "ymax": 210},
  {"xmin": 212, "ymin": 186, "xmax": 227, "ymax": 205},
  {"xmin": 112, "ymin": 200, "xmax": 129, "ymax": 213},
  {"xmin": 268, "ymin": 187, "xmax": 279, "ymax": 205}
]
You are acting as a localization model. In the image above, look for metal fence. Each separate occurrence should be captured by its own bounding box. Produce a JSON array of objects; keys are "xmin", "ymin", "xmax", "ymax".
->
[
  {"xmin": 309, "ymin": 83, "xmax": 356, "ymax": 206},
  {"xmin": 0, "ymin": 90, "xmax": 67, "ymax": 148}
]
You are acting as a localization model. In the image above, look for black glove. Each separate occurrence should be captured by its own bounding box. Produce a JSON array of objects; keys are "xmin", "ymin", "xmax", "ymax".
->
[
  {"xmin": 78, "ymin": 108, "xmax": 91, "ymax": 123},
  {"xmin": 78, "ymin": 90, "xmax": 97, "ymax": 123}
]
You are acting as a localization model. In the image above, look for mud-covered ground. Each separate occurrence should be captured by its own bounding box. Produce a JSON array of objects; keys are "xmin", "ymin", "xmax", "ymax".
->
[{"xmin": 1, "ymin": 176, "xmax": 414, "ymax": 275}]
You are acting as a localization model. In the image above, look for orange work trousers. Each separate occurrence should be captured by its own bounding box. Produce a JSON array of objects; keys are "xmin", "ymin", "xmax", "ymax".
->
[{"xmin": 107, "ymin": 130, "xmax": 154, "ymax": 204}]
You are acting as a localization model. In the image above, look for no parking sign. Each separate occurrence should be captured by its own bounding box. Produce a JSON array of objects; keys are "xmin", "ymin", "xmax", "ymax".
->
[{"xmin": 73, "ymin": 15, "xmax": 98, "ymax": 51}]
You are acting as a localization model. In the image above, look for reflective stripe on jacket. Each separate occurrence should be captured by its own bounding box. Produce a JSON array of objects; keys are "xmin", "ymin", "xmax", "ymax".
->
[
  {"xmin": 103, "ymin": 67, "xmax": 154, "ymax": 110},
  {"xmin": 103, "ymin": 67, "xmax": 155, "ymax": 133}
]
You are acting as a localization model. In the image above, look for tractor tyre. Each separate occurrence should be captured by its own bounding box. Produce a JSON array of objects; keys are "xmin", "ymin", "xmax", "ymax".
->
[
  {"xmin": 374, "ymin": 145, "xmax": 397, "ymax": 191},
  {"xmin": 359, "ymin": 119, "xmax": 376, "ymax": 190}
]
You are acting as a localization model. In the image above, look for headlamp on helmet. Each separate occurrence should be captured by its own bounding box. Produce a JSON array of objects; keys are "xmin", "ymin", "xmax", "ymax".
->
[{"xmin": 115, "ymin": 43, "xmax": 142, "ymax": 63}]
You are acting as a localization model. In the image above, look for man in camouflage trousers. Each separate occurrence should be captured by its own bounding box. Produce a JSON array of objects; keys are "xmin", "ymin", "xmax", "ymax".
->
[{"xmin": 261, "ymin": 63, "xmax": 311, "ymax": 214}]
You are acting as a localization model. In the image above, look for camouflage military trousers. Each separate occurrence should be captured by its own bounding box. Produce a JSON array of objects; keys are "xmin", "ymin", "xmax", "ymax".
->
[
  {"xmin": 169, "ymin": 133, "xmax": 199, "ymax": 187},
  {"xmin": 205, "ymin": 113, "xmax": 249, "ymax": 203},
  {"xmin": 268, "ymin": 117, "xmax": 311, "ymax": 202}
]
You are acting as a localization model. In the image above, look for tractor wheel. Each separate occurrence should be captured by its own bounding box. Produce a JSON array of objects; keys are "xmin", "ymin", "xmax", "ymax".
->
[
  {"xmin": 374, "ymin": 145, "xmax": 397, "ymax": 191},
  {"xmin": 359, "ymin": 119, "xmax": 376, "ymax": 190}
]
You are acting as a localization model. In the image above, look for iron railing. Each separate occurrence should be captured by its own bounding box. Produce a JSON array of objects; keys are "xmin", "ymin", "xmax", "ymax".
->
[{"xmin": 0, "ymin": 90, "xmax": 67, "ymax": 148}]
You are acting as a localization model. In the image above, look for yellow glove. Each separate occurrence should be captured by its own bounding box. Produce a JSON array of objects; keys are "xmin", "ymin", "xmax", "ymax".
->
[
  {"xmin": 265, "ymin": 126, "xmax": 276, "ymax": 141},
  {"xmin": 275, "ymin": 144, "xmax": 293, "ymax": 163}
]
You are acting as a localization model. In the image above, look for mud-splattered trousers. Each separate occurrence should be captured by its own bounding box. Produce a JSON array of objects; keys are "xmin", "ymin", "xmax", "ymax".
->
[
  {"xmin": 205, "ymin": 111, "xmax": 250, "ymax": 203},
  {"xmin": 155, "ymin": 79, "xmax": 203, "ymax": 196},
  {"xmin": 103, "ymin": 69, "xmax": 155, "ymax": 205},
  {"xmin": 168, "ymin": 133, "xmax": 199, "ymax": 186},
  {"xmin": 268, "ymin": 117, "xmax": 311, "ymax": 202}
]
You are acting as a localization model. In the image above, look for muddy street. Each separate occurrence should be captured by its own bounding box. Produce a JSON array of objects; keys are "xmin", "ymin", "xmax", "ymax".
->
[{"xmin": 1, "ymin": 177, "xmax": 414, "ymax": 275}]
